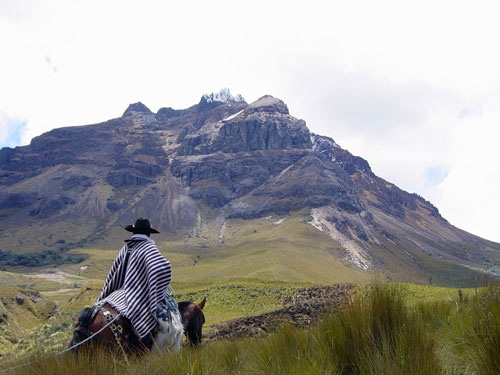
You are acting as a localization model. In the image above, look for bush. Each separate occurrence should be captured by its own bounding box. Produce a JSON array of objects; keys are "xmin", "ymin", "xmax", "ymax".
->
[{"xmin": 0, "ymin": 249, "xmax": 87, "ymax": 267}]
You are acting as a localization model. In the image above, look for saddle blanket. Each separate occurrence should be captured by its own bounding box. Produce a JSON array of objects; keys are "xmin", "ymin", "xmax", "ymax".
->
[{"xmin": 153, "ymin": 294, "xmax": 183, "ymax": 352}]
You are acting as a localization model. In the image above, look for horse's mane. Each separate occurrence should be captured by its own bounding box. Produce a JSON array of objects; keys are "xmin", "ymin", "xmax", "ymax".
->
[
  {"xmin": 69, "ymin": 307, "xmax": 95, "ymax": 349},
  {"xmin": 78, "ymin": 307, "xmax": 96, "ymax": 327}
]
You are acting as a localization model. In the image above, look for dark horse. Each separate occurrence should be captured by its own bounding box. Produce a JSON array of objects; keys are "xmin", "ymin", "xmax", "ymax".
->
[
  {"xmin": 178, "ymin": 297, "xmax": 206, "ymax": 345},
  {"xmin": 68, "ymin": 297, "xmax": 206, "ymax": 354}
]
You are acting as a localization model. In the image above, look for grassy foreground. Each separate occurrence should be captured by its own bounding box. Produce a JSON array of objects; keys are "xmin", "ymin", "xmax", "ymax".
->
[{"xmin": 2, "ymin": 282, "xmax": 500, "ymax": 374}]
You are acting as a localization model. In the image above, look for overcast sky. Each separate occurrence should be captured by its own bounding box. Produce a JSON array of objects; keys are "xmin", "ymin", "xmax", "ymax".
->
[{"xmin": 1, "ymin": 0, "xmax": 499, "ymax": 242}]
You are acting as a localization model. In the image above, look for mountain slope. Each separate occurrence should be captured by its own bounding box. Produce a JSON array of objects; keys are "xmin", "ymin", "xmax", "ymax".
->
[{"xmin": 1, "ymin": 89, "xmax": 499, "ymax": 287}]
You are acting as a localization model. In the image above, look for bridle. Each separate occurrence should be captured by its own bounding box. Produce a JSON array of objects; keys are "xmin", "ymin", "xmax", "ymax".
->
[{"xmin": 74, "ymin": 302, "xmax": 137, "ymax": 363}]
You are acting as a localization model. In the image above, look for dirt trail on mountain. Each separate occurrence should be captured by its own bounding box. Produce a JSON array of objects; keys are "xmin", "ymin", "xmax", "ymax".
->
[
  {"xmin": 22, "ymin": 269, "xmax": 85, "ymax": 285},
  {"xmin": 206, "ymin": 284, "xmax": 355, "ymax": 341}
]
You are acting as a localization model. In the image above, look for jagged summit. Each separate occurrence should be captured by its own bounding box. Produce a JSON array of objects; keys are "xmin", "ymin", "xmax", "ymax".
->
[
  {"xmin": 120, "ymin": 89, "xmax": 246, "ymax": 118},
  {"xmin": 201, "ymin": 88, "xmax": 245, "ymax": 105},
  {"xmin": 123, "ymin": 102, "xmax": 153, "ymax": 116}
]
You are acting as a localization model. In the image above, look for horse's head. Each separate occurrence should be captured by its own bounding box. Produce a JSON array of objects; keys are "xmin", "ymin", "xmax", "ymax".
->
[
  {"xmin": 68, "ymin": 303, "xmax": 143, "ymax": 354},
  {"xmin": 178, "ymin": 297, "xmax": 206, "ymax": 346}
]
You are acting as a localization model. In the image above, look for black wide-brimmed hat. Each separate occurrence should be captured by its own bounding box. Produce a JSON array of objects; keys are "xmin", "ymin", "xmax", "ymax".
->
[{"xmin": 125, "ymin": 217, "xmax": 160, "ymax": 234}]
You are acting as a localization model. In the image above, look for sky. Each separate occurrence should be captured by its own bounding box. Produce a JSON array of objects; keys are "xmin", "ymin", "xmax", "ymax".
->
[{"xmin": 1, "ymin": 0, "xmax": 499, "ymax": 242}]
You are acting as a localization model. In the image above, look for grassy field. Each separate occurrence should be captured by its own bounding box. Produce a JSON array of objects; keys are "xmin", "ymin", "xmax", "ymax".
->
[
  {"xmin": 1, "ymin": 282, "xmax": 499, "ymax": 374},
  {"xmin": 1, "ymin": 212, "xmax": 498, "ymax": 373}
]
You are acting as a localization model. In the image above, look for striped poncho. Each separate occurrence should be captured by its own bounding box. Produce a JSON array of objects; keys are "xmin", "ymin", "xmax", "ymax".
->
[{"xmin": 97, "ymin": 234, "xmax": 172, "ymax": 339}]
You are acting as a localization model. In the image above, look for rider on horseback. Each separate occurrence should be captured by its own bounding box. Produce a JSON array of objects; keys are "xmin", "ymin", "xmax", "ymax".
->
[{"xmin": 97, "ymin": 217, "xmax": 178, "ymax": 350}]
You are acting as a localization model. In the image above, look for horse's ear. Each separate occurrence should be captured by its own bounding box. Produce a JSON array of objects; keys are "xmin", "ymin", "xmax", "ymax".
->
[{"xmin": 198, "ymin": 296, "xmax": 206, "ymax": 310}]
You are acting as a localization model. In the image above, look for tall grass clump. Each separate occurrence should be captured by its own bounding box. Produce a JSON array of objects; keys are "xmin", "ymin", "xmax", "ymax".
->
[
  {"xmin": 0, "ymin": 343, "xmax": 244, "ymax": 375},
  {"xmin": 459, "ymin": 283, "xmax": 500, "ymax": 374},
  {"xmin": 0, "ymin": 350, "xmax": 130, "ymax": 375},
  {"xmin": 144, "ymin": 340, "xmax": 244, "ymax": 375},
  {"xmin": 248, "ymin": 324, "xmax": 338, "ymax": 375},
  {"xmin": 245, "ymin": 283, "xmax": 444, "ymax": 374},
  {"xmin": 317, "ymin": 283, "xmax": 443, "ymax": 374}
]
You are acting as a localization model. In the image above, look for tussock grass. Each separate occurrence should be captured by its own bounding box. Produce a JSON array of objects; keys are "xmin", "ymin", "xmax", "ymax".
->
[
  {"xmin": 459, "ymin": 283, "xmax": 500, "ymax": 374},
  {"xmin": 315, "ymin": 284, "xmax": 442, "ymax": 375}
]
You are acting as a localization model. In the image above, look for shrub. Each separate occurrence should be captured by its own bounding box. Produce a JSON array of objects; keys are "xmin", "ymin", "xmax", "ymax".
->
[{"xmin": 0, "ymin": 249, "xmax": 87, "ymax": 267}]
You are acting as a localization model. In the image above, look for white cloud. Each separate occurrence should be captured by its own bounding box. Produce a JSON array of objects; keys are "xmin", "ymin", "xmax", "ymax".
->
[{"xmin": 1, "ymin": 0, "xmax": 499, "ymax": 242}]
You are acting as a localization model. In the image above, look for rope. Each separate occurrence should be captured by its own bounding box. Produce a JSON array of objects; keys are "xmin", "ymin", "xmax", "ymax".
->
[{"xmin": 0, "ymin": 312, "xmax": 122, "ymax": 374}]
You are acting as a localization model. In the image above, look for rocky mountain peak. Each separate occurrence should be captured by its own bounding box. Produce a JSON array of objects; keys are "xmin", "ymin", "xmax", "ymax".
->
[
  {"xmin": 198, "ymin": 88, "xmax": 246, "ymax": 110},
  {"xmin": 247, "ymin": 95, "xmax": 289, "ymax": 115},
  {"xmin": 201, "ymin": 88, "xmax": 245, "ymax": 104},
  {"xmin": 122, "ymin": 102, "xmax": 153, "ymax": 116}
]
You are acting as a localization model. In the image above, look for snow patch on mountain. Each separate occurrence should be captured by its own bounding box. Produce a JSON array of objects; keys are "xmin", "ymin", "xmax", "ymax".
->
[
  {"xmin": 311, "ymin": 134, "xmax": 339, "ymax": 151},
  {"xmin": 311, "ymin": 134, "xmax": 340, "ymax": 163},
  {"xmin": 203, "ymin": 88, "xmax": 245, "ymax": 104},
  {"xmin": 221, "ymin": 109, "xmax": 244, "ymax": 122}
]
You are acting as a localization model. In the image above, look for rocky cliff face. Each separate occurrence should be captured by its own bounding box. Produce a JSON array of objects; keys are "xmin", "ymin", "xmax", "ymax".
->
[{"xmin": 1, "ymin": 89, "xmax": 499, "ymax": 283}]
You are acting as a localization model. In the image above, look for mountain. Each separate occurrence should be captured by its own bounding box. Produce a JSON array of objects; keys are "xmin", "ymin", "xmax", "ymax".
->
[{"xmin": 1, "ymin": 89, "xmax": 499, "ymax": 286}]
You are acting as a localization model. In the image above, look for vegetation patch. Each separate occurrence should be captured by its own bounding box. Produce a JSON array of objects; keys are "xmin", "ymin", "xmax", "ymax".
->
[{"xmin": 0, "ymin": 249, "xmax": 87, "ymax": 268}]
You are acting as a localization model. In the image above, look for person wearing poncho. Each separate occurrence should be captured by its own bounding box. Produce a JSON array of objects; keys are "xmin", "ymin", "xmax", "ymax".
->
[{"xmin": 97, "ymin": 217, "xmax": 172, "ymax": 348}]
